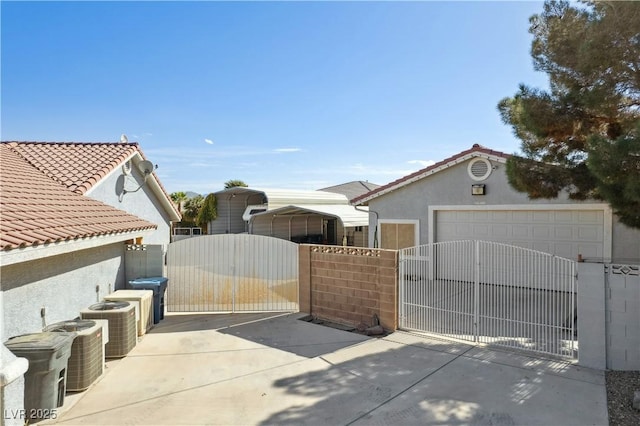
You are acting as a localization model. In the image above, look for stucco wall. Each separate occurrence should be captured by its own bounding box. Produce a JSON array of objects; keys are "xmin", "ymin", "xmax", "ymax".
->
[
  {"xmin": 367, "ymin": 158, "xmax": 640, "ymax": 262},
  {"xmin": 86, "ymin": 167, "xmax": 172, "ymax": 247},
  {"xmin": 1, "ymin": 242, "xmax": 126, "ymax": 339}
]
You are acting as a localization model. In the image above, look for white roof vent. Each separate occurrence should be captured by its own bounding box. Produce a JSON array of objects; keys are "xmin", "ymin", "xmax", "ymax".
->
[{"xmin": 467, "ymin": 158, "xmax": 492, "ymax": 181}]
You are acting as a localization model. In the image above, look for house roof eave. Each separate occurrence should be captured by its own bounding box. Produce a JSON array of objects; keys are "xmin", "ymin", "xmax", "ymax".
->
[
  {"xmin": 0, "ymin": 228, "xmax": 154, "ymax": 267},
  {"xmin": 351, "ymin": 145, "xmax": 510, "ymax": 206}
]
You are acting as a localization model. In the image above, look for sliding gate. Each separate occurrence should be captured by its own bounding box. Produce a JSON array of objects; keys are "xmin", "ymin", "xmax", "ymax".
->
[
  {"xmin": 167, "ymin": 234, "xmax": 298, "ymax": 312},
  {"xmin": 399, "ymin": 241, "xmax": 577, "ymax": 359}
]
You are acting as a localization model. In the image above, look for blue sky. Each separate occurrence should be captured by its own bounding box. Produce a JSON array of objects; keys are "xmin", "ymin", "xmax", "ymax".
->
[{"xmin": 1, "ymin": 1, "xmax": 548, "ymax": 195}]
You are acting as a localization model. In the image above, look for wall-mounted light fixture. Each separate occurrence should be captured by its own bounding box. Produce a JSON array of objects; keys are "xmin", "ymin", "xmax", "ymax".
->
[
  {"xmin": 118, "ymin": 160, "xmax": 158, "ymax": 201},
  {"xmin": 471, "ymin": 184, "xmax": 486, "ymax": 195}
]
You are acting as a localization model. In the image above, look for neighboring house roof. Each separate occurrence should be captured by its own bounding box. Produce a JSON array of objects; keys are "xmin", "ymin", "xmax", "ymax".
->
[
  {"xmin": 2, "ymin": 141, "xmax": 181, "ymax": 221},
  {"xmin": 213, "ymin": 187, "xmax": 349, "ymax": 209},
  {"xmin": 351, "ymin": 144, "xmax": 510, "ymax": 205},
  {"xmin": 251, "ymin": 204, "xmax": 369, "ymax": 227},
  {"xmin": 0, "ymin": 145, "xmax": 157, "ymax": 252},
  {"xmin": 319, "ymin": 181, "xmax": 381, "ymax": 201}
]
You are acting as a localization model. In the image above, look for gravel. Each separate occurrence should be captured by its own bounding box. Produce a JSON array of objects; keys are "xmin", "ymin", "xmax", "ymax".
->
[{"xmin": 606, "ymin": 370, "xmax": 640, "ymax": 426}]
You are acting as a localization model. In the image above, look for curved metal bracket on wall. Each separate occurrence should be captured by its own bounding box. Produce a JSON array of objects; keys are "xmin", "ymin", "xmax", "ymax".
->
[{"xmin": 117, "ymin": 160, "xmax": 158, "ymax": 202}]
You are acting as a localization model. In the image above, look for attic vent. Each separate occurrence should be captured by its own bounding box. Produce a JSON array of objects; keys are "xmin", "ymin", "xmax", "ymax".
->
[{"xmin": 467, "ymin": 158, "xmax": 492, "ymax": 181}]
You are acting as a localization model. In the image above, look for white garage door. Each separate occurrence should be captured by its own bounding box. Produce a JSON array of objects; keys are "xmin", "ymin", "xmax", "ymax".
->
[{"xmin": 436, "ymin": 209, "xmax": 605, "ymax": 260}]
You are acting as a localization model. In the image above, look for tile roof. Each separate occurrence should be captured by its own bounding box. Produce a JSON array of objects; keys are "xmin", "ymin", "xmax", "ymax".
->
[
  {"xmin": 351, "ymin": 144, "xmax": 510, "ymax": 205},
  {"xmin": 0, "ymin": 145, "xmax": 157, "ymax": 251},
  {"xmin": 4, "ymin": 141, "xmax": 140, "ymax": 194},
  {"xmin": 3, "ymin": 141, "xmax": 180, "ymax": 220}
]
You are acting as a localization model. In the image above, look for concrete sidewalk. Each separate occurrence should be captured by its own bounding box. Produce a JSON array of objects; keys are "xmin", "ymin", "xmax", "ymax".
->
[{"xmin": 44, "ymin": 312, "xmax": 608, "ymax": 425}]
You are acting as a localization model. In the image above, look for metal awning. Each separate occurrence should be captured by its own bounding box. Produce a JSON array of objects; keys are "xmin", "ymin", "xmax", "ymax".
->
[{"xmin": 250, "ymin": 204, "xmax": 369, "ymax": 227}]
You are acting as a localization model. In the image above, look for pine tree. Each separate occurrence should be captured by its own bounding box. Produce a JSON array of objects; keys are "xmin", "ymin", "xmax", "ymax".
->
[{"xmin": 499, "ymin": 0, "xmax": 640, "ymax": 227}]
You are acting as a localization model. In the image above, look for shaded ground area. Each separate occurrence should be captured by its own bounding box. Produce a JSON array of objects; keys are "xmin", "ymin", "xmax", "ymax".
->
[
  {"xmin": 606, "ymin": 370, "xmax": 640, "ymax": 426},
  {"xmin": 43, "ymin": 312, "xmax": 607, "ymax": 425}
]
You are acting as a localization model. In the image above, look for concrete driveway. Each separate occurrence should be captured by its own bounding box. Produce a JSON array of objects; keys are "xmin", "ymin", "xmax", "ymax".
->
[{"xmin": 45, "ymin": 312, "xmax": 607, "ymax": 425}]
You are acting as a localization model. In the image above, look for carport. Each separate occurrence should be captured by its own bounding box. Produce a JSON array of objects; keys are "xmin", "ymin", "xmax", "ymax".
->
[{"xmin": 249, "ymin": 204, "xmax": 369, "ymax": 246}]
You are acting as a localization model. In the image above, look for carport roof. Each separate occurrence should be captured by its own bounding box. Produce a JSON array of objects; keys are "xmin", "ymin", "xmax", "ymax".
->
[
  {"xmin": 251, "ymin": 204, "xmax": 369, "ymax": 227},
  {"xmin": 213, "ymin": 187, "xmax": 349, "ymax": 209}
]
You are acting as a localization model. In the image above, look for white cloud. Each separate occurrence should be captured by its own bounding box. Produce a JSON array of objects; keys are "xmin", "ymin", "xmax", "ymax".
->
[
  {"xmin": 407, "ymin": 159, "xmax": 436, "ymax": 168},
  {"xmin": 204, "ymin": 138, "xmax": 214, "ymax": 145},
  {"xmin": 274, "ymin": 148, "xmax": 301, "ymax": 153}
]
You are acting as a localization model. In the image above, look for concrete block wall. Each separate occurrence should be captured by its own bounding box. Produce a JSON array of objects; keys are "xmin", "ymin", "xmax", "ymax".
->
[
  {"xmin": 605, "ymin": 264, "xmax": 640, "ymax": 370},
  {"xmin": 577, "ymin": 262, "xmax": 640, "ymax": 370},
  {"xmin": 299, "ymin": 245, "xmax": 398, "ymax": 331},
  {"xmin": 124, "ymin": 244, "xmax": 164, "ymax": 282}
]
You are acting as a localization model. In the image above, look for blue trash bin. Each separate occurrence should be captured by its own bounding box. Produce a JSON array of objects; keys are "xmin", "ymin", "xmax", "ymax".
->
[{"xmin": 127, "ymin": 277, "xmax": 168, "ymax": 324}]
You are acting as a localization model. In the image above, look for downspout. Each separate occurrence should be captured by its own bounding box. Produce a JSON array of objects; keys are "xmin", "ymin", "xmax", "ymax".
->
[{"xmin": 354, "ymin": 205, "xmax": 379, "ymax": 248}]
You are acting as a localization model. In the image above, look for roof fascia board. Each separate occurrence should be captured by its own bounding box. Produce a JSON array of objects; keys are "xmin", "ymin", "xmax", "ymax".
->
[
  {"xmin": 353, "ymin": 151, "xmax": 508, "ymax": 205},
  {"xmin": 0, "ymin": 229, "xmax": 152, "ymax": 267}
]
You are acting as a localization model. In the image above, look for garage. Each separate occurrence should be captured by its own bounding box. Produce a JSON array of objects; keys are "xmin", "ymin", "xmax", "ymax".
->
[{"xmin": 432, "ymin": 206, "xmax": 611, "ymax": 261}]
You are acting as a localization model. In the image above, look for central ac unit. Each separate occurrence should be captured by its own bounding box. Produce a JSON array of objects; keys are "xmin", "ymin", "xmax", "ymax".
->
[
  {"xmin": 45, "ymin": 319, "xmax": 104, "ymax": 391},
  {"xmin": 80, "ymin": 301, "xmax": 136, "ymax": 358}
]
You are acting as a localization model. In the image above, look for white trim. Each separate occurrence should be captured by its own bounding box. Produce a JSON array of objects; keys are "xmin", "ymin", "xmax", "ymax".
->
[
  {"xmin": 427, "ymin": 204, "xmax": 613, "ymax": 261},
  {"xmin": 354, "ymin": 151, "xmax": 507, "ymax": 205},
  {"xmin": 0, "ymin": 229, "xmax": 152, "ymax": 266},
  {"xmin": 378, "ymin": 219, "xmax": 420, "ymax": 248}
]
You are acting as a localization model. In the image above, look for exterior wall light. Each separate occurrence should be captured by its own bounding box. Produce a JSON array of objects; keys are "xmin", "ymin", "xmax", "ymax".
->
[{"xmin": 471, "ymin": 184, "xmax": 486, "ymax": 195}]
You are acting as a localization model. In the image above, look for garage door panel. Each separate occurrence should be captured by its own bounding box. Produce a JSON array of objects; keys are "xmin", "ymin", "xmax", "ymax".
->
[
  {"xmin": 554, "ymin": 211, "xmax": 574, "ymax": 222},
  {"xmin": 532, "ymin": 211, "xmax": 552, "ymax": 222},
  {"xmin": 532, "ymin": 226, "xmax": 551, "ymax": 239},
  {"xmin": 578, "ymin": 226, "xmax": 601, "ymax": 241},
  {"xmin": 490, "ymin": 211, "xmax": 509, "ymax": 221},
  {"xmin": 472, "ymin": 224, "xmax": 489, "ymax": 237},
  {"xmin": 512, "ymin": 226, "xmax": 529, "ymax": 238},
  {"xmin": 552, "ymin": 243, "xmax": 574, "ymax": 259},
  {"xmin": 491, "ymin": 225, "xmax": 510, "ymax": 238},
  {"xmin": 512, "ymin": 211, "xmax": 530, "ymax": 222},
  {"xmin": 578, "ymin": 244, "xmax": 601, "ymax": 258},
  {"xmin": 532, "ymin": 242, "xmax": 552, "ymax": 253},
  {"xmin": 579, "ymin": 211, "xmax": 603, "ymax": 222},
  {"xmin": 553, "ymin": 227, "xmax": 573, "ymax": 239},
  {"xmin": 436, "ymin": 209, "xmax": 604, "ymax": 260}
]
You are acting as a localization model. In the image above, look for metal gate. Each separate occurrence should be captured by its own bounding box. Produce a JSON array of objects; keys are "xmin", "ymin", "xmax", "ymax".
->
[
  {"xmin": 399, "ymin": 240, "xmax": 577, "ymax": 359},
  {"xmin": 166, "ymin": 234, "xmax": 298, "ymax": 312}
]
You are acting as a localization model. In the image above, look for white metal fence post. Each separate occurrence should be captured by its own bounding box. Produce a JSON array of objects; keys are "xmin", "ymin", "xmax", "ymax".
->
[
  {"xmin": 399, "ymin": 251, "xmax": 405, "ymax": 328},
  {"xmin": 473, "ymin": 240, "xmax": 480, "ymax": 343}
]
